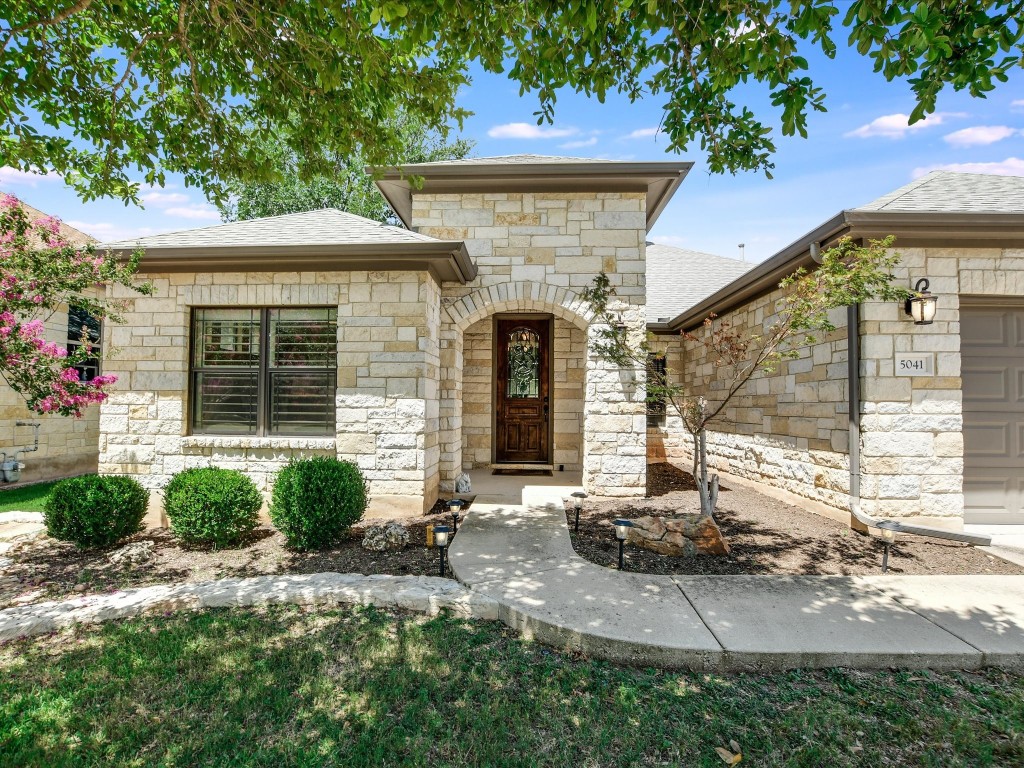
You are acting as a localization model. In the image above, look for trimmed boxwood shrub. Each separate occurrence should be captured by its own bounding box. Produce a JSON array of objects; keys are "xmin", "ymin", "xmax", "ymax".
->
[
  {"xmin": 43, "ymin": 475, "xmax": 149, "ymax": 548},
  {"xmin": 163, "ymin": 467, "xmax": 262, "ymax": 549},
  {"xmin": 270, "ymin": 456, "xmax": 368, "ymax": 550}
]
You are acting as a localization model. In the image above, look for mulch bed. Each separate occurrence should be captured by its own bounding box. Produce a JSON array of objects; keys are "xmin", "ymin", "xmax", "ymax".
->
[
  {"xmin": 567, "ymin": 463, "xmax": 1024, "ymax": 577},
  {"xmin": 1, "ymin": 498, "xmax": 465, "ymax": 610}
]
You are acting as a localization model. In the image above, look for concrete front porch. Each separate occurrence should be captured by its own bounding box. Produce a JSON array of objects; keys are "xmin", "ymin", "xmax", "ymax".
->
[{"xmin": 463, "ymin": 467, "xmax": 584, "ymax": 507}]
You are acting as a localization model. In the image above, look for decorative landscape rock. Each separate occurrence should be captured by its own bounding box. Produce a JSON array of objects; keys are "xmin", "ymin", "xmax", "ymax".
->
[
  {"xmin": 361, "ymin": 522, "xmax": 410, "ymax": 552},
  {"xmin": 108, "ymin": 540, "xmax": 155, "ymax": 566},
  {"xmin": 455, "ymin": 473, "xmax": 472, "ymax": 493},
  {"xmin": 626, "ymin": 515, "xmax": 731, "ymax": 557}
]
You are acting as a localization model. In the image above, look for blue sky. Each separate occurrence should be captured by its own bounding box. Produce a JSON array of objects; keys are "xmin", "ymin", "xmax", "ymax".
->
[{"xmin": 2, "ymin": 40, "xmax": 1023, "ymax": 264}]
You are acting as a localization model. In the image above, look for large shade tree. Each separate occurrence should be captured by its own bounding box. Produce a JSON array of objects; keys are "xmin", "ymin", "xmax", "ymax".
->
[
  {"xmin": 220, "ymin": 113, "xmax": 474, "ymax": 223},
  {"xmin": 2, "ymin": 1, "xmax": 1021, "ymax": 203}
]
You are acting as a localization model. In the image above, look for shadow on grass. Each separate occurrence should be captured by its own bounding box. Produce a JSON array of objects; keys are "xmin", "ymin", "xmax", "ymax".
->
[{"xmin": 1, "ymin": 606, "xmax": 1022, "ymax": 767}]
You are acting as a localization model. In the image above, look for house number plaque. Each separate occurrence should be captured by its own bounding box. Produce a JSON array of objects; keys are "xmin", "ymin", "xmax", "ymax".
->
[{"xmin": 894, "ymin": 352, "xmax": 934, "ymax": 376}]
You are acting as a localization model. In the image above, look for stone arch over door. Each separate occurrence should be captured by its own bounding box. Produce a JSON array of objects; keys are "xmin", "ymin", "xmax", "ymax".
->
[{"xmin": 438, "ymin": 281, "xmax": 646, "ymax": 498}]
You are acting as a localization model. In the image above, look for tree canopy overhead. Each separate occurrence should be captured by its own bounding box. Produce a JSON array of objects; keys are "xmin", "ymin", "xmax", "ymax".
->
[
  {"xmin": 220, "ymin": 112, "xmax": 473, "ymax": 224},
  {"xmin": 3, "ymin": 1, "xmax": 1022, "ymax": 203}
]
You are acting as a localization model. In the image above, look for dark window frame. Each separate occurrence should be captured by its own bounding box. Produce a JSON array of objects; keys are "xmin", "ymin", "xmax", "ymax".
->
[
  {"xmin": 67, "ymin": 305, "xmax": 102, "ymax": 383},
  {"xmin": 189, "ymin": 307, "xmax": 338, "ymax": 437},
  {"xmin": 646, "ymin": 353, "xmax": 667, "ymax": 427}
]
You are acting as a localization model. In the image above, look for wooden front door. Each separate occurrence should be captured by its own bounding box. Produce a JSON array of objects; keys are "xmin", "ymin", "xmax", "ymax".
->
[{"xmin": 495, "ymin": 315, "xmax": 551, "ymax": 464}]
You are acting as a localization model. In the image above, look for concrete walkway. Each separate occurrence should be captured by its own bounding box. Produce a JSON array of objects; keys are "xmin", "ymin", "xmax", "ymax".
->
[{"xmin": 450, "ymin": 488, "xmax": 1024, "ymax": 671}]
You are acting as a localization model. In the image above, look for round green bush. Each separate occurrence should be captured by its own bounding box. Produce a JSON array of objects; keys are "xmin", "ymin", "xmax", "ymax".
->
[
  {"xmin": 43, "ymin": 475, "xmax": 149, "ymax": 548},
  {"xmin": 163, "ymin": 467, "xmax": 262, "ymax": 549},
  {"xmin": 270, "ymin": 456, "xmax": 368, "ymax": 550}
]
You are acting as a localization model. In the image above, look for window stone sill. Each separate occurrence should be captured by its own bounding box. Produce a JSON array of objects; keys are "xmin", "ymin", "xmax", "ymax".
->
[{"xmin": 181, "ymin": 436, "xmax": 337, "ymax": 450}]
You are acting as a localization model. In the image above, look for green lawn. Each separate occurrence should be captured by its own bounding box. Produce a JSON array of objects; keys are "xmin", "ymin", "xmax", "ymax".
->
[
  {"xmin": 0, "ymin": 479, "xmax": 62, "ymax": 513},
  {"xmin": 1, "ymin": 607, "xmax": 1021, "ymax": 767}
]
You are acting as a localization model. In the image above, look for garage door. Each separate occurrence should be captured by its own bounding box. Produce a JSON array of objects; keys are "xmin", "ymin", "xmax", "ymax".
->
[{"xmin": 962, "ymin": 303, "xmax": 1024, "ymax": 524}]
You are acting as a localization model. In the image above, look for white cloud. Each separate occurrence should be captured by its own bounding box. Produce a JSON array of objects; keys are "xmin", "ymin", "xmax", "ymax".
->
[
  {"xmin": 943, "ymin": 125, "xmax": 1019, "ymax": 147},
  {"xmin": 487, "ymin": 122, "xmax": 578, "ymax": 139},
  {"xmin": 844, "ymin": 112, "xmax": 965, "ymax": 139},
  {"xmin": 164, "ymin": 204, "xmax": 220, "ymax": 220},
  {"xmin": 0, "ymin": 166, "xmax": 61, "ymax": 186},
  {"xmin": 141, "ymin": 190, "xmax": 189, "ymax": 206},
  {"xmin": 66, "ymin": 221, "xmax": 157, "ymax": 242},
  {"xmin": 912, "ymin": 157, "xmax": 1024, "ymax": 178},
  {"xmin": 1012, "ymin": 99, "xmax": 1024, "ymax": 112},
  {"xmin": 559, "ymin": 137, "xmax": 598, "ymax": 149},
  {"xmin": 624, "ymin": 127, "xmax": 661, "ymax": 140}
]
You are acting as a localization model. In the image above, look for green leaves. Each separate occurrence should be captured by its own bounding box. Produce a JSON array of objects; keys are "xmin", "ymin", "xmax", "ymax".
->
[{"xmin": 2, "ymin": 1, "xmax": 1022, "ymax": 201}]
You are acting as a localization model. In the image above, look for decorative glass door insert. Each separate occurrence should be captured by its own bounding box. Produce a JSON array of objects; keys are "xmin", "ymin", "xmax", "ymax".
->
[{"xmin": 507, "ymin": 327, "xmax": 541, "ymax": 398}]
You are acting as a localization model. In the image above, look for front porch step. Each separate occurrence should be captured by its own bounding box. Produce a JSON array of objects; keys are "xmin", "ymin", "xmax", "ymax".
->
[{"xmin": 488, "ymin": 463, "xmax": 556, "ymax": 471}]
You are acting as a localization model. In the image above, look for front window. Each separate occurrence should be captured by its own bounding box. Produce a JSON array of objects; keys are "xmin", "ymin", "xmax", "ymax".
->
[
  {"xmin": 190, "ymin": 307, "xmax": 337, "ymax": 436},
  {"xmin": 646, "ymin": 353, "xmax": 667, "ymax": 426},
  {"xmin": 67, "ymin": 305, "xmax": 102, "ymax": 382}
]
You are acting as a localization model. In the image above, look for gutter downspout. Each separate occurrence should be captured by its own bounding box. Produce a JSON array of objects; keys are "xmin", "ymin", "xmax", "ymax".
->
[
  {"xmin": 847, "ymin": 303, "xmax": 867, "ymax": 533},
  {"xmin": 844, "ymin": 301, "xmax": 990, "ymax": 546}
]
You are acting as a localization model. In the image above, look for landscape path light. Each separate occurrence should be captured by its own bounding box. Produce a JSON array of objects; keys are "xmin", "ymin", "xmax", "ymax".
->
[
  {"xmin": 613, "ymin": 518, "xmax": 632, "ymax": 571},
  {"xmin": 904, "ymin": 278, "xmax": 938, "ymax": 325},
  {"xmin": 570, "ymin": 491, "xmax": 587, "ymax": 533},
  {"xmin": 448, "ymin": 498, "xmax": 466, "ymax": 533},
  {"xmin": 878, "ymin": 522, "xmax": 898, "ymax": 573},
  {"xmin": 433, "ymin": 525, "xmax": 451, "ymax": 578}
]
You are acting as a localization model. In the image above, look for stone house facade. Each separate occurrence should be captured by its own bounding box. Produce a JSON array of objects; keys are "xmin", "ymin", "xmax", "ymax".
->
[
  {"xmin": 98, "ymin": 156, "xmax": 690, "ymax": 516},
  {"xmin": 648, "ymin": 171, "xmax": 1024, "ymax": 528},
  {"xmin": 0, "ymin": 199, "xmax": 100, "ymax": 486}
]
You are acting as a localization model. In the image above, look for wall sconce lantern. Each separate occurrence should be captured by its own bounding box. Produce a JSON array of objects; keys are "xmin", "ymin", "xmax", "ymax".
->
[
  {"xmin": 904, "ymin": 278, "xmax": 938, "ymax": 325},
  {"xmin": 606, "ymin": 299, "xmax": 629, "ymax": 333}
]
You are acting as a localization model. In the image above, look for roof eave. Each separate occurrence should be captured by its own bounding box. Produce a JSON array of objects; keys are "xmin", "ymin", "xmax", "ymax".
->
[
  {"xmin": 650, "ymin": 209, "xmax": 1024, "ymax": 334},
  {"xmin": 372, "ymin": 161, "xmax": 693, "ymax": 229},
  {"xmin": 107, "ymin": 241, "xmax": 477, "ymax": 283}
]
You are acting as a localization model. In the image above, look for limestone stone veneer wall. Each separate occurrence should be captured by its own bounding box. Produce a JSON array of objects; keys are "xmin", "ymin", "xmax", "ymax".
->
[
  {"xmin": 651, "ymin": 245, "xmax": 1018, "ymax": 524},
  {"xmin": 413, "ymin": 191, "xmax": 648, "ymax": 497},
  {"xmin": 99, "ymin": 270, "xmax": 440, "ymax": 517}
]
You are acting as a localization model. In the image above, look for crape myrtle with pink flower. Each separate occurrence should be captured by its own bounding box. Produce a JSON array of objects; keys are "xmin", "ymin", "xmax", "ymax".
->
[{"xmin": 0, "ymin": 194, "xmax": 151, "ymax": 417}]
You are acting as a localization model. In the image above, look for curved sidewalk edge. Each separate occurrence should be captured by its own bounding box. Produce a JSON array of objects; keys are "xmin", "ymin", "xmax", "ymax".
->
[
  {"xmin": 0, "ymin": 573, "xmax": 500, "ymax": 642},
  {"xmin": 449, "ymin": 501, "xmax": 1024, "ymax": 672}
]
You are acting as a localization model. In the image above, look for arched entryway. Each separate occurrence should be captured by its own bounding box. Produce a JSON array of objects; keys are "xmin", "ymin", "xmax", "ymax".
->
[{"xmin": 440, "ymin": 283, "xmax": 593, "ymax": 490}]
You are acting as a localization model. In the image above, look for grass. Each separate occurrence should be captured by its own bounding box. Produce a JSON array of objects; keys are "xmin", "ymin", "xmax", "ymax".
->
[
  {"xmin": 1, "ymin": 607, "xmax": 1022, "ymax": 767},
  {"xmin": 0, "ymin": 479, "xmax": 63, "ymax": 514}
]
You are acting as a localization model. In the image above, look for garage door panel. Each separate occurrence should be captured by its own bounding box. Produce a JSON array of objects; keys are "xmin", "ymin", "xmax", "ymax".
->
[
  {"xmin": 963, "ymin": 367, "xmax": 1009, "ymax": 403},
  {"xmin": 962, "ymin": 304, "xmax": 1024, "ymax": 524},
  {"xmin": 963, "ymin": 422, "xmax": 1010, "ymax": 457},
  {"xmin": 962, "ymin": 312, "xmax": 1008, "ymax": 346}
]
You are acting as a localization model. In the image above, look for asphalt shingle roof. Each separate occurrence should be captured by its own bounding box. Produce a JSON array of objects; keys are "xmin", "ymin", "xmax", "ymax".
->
[
  {"xmin": 855, "ymin": 170, "xmax": 1024, "ymax": 213},
  {"xmin": 99, "ymin": 208, "xmax": 442, "ymax": 250},
  {"xmin": 646, "ymin": 243, "xmax": 752, "ymax": 321}
]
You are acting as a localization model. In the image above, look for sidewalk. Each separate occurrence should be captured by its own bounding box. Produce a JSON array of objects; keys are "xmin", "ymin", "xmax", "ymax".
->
[{"xmin": 449, "ymin": 491, "xmax": 1024, "ymax": 671}]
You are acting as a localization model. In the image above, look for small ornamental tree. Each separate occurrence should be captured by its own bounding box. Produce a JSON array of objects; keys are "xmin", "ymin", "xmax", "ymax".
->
[
  {"xmin": 0, "ymin": 195, "xmax": 151, "ymax": 416},
  {"xmin": 583, "ymin": 236, "xmax": 913, "ymax": 519}
]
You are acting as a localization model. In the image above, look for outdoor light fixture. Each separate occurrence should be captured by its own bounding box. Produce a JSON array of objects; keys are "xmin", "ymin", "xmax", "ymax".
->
[
  {"xmin": 904, "ymin": 278, "xmax": 938, "ymax": 325},
  {"xmin": 607, "ymin": 299, "xmax": 629, "ymax": 333},
  {"xmin": 613, "ymin": 518, "xmax": 633, "ymax": 570},
  {"xmin": 434, "ymin": 524, "xmax": 451, "ymax": 578},
  {"xmin": 570, "ymin": 491, "xmax": 587, "ymax": 533},
  {"xmin": 878, "ymin": 523, "xmax": 898, "ymax": 573},
  {"xmin": 448, "ymin": 498, "xmax": 465, "ymax": 533}
]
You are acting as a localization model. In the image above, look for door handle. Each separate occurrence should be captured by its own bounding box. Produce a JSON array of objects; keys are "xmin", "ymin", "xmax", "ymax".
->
[{"xmin": 543, "ymin": 396, "xmax": 549, "ymax": 418}]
